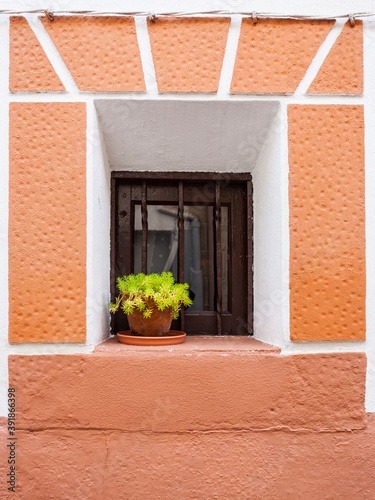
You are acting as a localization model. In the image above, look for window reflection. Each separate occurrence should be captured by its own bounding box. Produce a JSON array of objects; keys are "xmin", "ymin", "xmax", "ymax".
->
[{"xmin": 134, "ymin": 205, "xmax": 228, "ymax": 312}]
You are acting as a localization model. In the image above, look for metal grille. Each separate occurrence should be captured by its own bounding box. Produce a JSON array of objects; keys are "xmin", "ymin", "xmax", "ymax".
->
[{"xmin": 111, "ymin": 172, "xmax": 253, "ymax": 336}]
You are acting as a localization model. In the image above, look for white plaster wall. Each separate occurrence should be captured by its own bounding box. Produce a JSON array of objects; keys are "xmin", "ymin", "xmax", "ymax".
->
[
  {"xmin": 1, "ymin": 1, "xmax": 375, "ymax": 415},
  {"xmin": 4, "ymin": 0, "xmax": 375, "ymax": 17},
  {"xmin": 0, "ymin": 16, "xmax": 10, "ymax": 419},
  {"xmin": 94, "ymin": 99, "xmax": 279, "ymax": 172},
  {"xmin": 363, "ymin": 20, "xmax": 375, "ymax": 411},
  {"xmin": 252, "ymin": 107, "xmax": 285, "ymax": 347},
  {"xmin": 86, "ymin": 102, "xmax": 112, "ymax": 345}
]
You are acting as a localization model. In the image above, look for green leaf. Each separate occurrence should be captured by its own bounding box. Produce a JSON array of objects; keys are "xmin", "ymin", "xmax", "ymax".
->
[{"xmin": 110, "ymin": 272, "xmax": 192, "ymax": 320}]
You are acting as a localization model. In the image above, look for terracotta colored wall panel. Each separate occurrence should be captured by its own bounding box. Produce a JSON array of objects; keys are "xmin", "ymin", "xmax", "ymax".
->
[
  {"xmin": 308, "ymin": 21, "xmax": 363, "ymax": 95},
  {"xmin": 148, "ymin": 17, "xmax": 230, "ymax": 93},
  {"xmin": 41, "ymin": 16, "xmax": 145, "ymax": 92},
  {"xmin": 8, "ymin": 345, "xmax": 366, "ymax": 431},
  {"xmin": 289, "ymin": 105, "xmax": 365, "ymax": 341},
  {"xmin": 231, "ymin": 19, "xmax": 333, "ymax": 94},
  {"xmin": 9, "ymin": 103, "xmax": 86, "ymax": 343},
  {"xmin": 9, "ymin": 17, "xmax": 64, "ymax": 92},
  {"xmin": 3, "ymin": 416, "xmax": 375, "ymax": 499}
]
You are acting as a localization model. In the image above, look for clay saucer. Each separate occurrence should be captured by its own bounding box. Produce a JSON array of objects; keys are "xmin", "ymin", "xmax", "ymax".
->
[{"xmin": 117, "ymin": 330, "xmax": 186, "ymax": 346}]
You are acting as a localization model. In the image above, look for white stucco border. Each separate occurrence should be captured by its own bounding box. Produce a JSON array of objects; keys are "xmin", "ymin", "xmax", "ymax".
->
[{"xmin": 3, "ymin": 0, "xmax": 375, "ymax": 18}]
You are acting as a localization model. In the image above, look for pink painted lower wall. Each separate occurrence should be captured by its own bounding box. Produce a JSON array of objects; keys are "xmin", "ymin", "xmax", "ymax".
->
[
  {"xmin": 1, "ymin": 416, "xmax": 375, "ymax": 499},
  {"xmin": 2, "ymin": 340, "xmax": 371, "ymax": 498}
]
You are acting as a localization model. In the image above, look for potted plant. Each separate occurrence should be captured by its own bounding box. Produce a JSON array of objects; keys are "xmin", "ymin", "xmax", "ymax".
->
[{"xmin": 109, "ymin": 272, "xmax": 192, "ymax": 345}]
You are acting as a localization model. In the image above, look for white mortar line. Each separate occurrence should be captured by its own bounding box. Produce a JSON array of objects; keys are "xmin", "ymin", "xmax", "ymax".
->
[
  {"xmin": 278, "ymin": 102, "xmax": 290, "ymax": 348},
  {"xmin": 281, "ymin": 341, "xmax": 367, "ymax": 355},
  {"xmin": 294, "ymin": 19, "xmax": 346, "ymax": 96},
  {"xmin": 86, "ymin": 101, "xmax": 94, "ymax": 350},
  {"xmin": 4, "ymin": 343, "xmax": 95, "ymax": 355},
  {"xmin": 363, "ymin": 20, "xmax": 375, "ymax": 412},
  {"xmin": 0, "ymin": 16, "xmax": 9, "ymax": 417},
  {"xmin": 24, "ymin": 14, "xmax": 78, "ymax": 93},
  {"xmin": 135, "ymin": 16, "xmax": 158, "ymax": 94},
  {"xmin": 217, "ymin": 15, "xmax": 242, "ymax": 97}
]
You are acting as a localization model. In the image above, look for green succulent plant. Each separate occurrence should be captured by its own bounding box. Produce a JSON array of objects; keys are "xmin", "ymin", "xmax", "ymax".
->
[{"xmin": 109, "ymin": 272, "xmax": 192, "ymax": 320}]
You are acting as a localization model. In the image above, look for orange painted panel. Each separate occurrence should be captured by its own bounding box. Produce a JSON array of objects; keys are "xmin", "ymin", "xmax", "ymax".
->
[
  {"xmin": 148, "ymin": 17, "xmax": 230, "ymax": 93},
  {"xmin": 9, "ymin": 16, "xmax": 64, "ymax": 92},
  {"xmin": 231, "ymin": 19, "xmax": 333, "ymax": 94},
  {"xmin": 41, "ymin": 16, "xmax": 145, "ymax": 92},
  {"xmin": 308, "ymin": 21, "xmax": 363, "ymax": 95},
  {"xmin": 289, "ymin": 105, "xmax": 365, "ymax": 341},
  {"xmin": 9, "ymin": 103, "xmax": 86, "ymax": 342}
]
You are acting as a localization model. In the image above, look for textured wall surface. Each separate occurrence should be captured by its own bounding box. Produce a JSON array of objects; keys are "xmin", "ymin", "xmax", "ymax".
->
[
  {"xmin": 231, "ymin": 19, "xmax": 333, "ymax": 94},
  {"xmin": 308, "ymin": 21, "xmax": 363, "ymax": 95},
  {"xmin": 9, "ymin": 17, "xmax": 64, "ymax": 92},
  {"xmin": 2, "ymin": 12, "xmax": 374, "ymax": 498},
  {"xmin": 7, "ymin": 16, "xmax": 364, "ymax": 96},
  {"xmin": 148, "ymin": 17, "xmax": 230, "ymax": 92},
  {"xmin": 41, "ymin": 16, "xmax": 145, "ymax": 92},
  {"xmin": 289, "ymin": 105, "xmax": 365, "ymax": 341},
  {"xmin": 8, "ymin": 341, "xmax": 367, "ymax": 431},
  {"xmin": 9, "ymin": 103, "xmax": 86, "ymax": 342},
  {"xmin": 1, "ymin": 417, "xmax": 375, "ymax": 500}
]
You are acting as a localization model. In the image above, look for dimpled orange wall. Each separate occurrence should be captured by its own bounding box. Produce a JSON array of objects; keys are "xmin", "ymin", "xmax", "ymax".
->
[
  {"xmin": 41, "ymin": 16, "xmax": 145, "ymax": 92},
  {"xmin": 308, "ymin": 21, "xmax": 363, "ymax": 95},
  {"xmin": 289, "ymin": 105, "xmax": 365, "ymax": 341},
  {"xmin": 9, "ymin": 17, "xmax": 64, "ymax": 92},
  {"xmin": 9, "ymin": 103, "xmax": 86, "ymax": 343},
  {"xmin": 148, "ymin": 17, "xmax": 230, "ymax": 93},
  {"xmin": 231, "ymin": 19, "xmax": 333, "ymax": 94}
]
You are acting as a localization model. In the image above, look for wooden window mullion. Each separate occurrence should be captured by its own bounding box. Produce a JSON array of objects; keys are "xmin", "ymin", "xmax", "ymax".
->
[
  {"xmin": 215, "ymin": 182, "xmax": 222, "ymax": 336},
  {"xmin": 178, "ymin": 181, "xmax": 185, "ymax": 331},
  {"xmin": 247, "ymin": 180, "xmax": 253, "ymax": 334}
]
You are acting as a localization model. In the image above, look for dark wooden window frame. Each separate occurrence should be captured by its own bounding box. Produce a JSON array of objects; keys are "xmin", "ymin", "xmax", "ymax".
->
[{"xmin": 111, "ymin": 171, "xmax": 253, "ymax": 336}]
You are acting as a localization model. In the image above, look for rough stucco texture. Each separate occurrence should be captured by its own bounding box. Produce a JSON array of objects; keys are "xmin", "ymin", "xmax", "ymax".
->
[
  {"xmin": 231, "ymin": 19, "xmax": 333, "ymax": 94},
  {"xmin": 9, "ymin": 103, "xmax": 86, "ymax": 342},
  {"xmin": 2, "ymin": 417, "xmax": 375, "ymax": 500},
  {"xmin": 148, "ymin": 17, "xmax": 230, "ymax": 93},
  {"xmin": 8, "ymin": 348, "xmax": 366, "ymax": 431},
  {"xmin": 9, "ymin": 17, "xmax": 64, "ymax": 92},
  {"xmin": 289, "ymin": 105, "xmax": 365, "ymax": 341},
  {"xmin": 41, "ymin": 16, "xmax": 145, "ymax": 92},
  {"xmin": 308, "ymin": 21, "xmax": 363, "ymax": 95}
]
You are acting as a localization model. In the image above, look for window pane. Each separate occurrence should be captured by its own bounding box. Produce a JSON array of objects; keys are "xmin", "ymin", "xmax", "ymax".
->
[
  {"xmin": 134, "ymin": 205, "xmax": 179, "ymax": 280},
  {"xmin": 184, "ymin": 206, "xmax": 228, "ymax": 312},
  {"xmin": 183, "ymin": 206, "xmax": 213, "ymax": 311},
  {"xmin": 133, "ymin": 204, "xmax": 229, "ymax": 312}
]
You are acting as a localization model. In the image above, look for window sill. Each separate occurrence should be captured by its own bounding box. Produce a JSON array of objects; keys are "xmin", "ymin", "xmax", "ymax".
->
[
  {"xmin": 95, "ymin": 335, "xmax": 280, "ymax": 354},
  {"xmin": 88, "ymin": 335, "xmax": 366, "ymax": 432}
]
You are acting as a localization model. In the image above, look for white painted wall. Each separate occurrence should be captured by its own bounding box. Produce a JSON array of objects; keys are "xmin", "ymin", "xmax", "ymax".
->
[
  {"xmin": 1, "ymin": 2, "xmax": 375, "ymax": 416},
  {"xmin": 252, "ymin": 107, "xmax": 285, "ymax": 347},
  {"xmin": 0, "ymin": 15, "xmax": 10, "ymax": 420},
  {"xmin": 86, "ymin": 102, "xmax": 112, "ymax": 345},
  {"xmin": 94, "ymin": 99, "xmax": 279, "ymax": 172},
  {"xmin": 363, "ymin": 20, "xmax": 375, "ymax": 412},
  {"xmin": 3, "ymin": 0, "xmax": 375, "ymax": 17}
]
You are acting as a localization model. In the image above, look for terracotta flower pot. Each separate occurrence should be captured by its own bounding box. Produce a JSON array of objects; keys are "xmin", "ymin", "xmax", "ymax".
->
[{"xmin": 127, "ymin": 302, "xmax": 173, "ymax": 337}]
